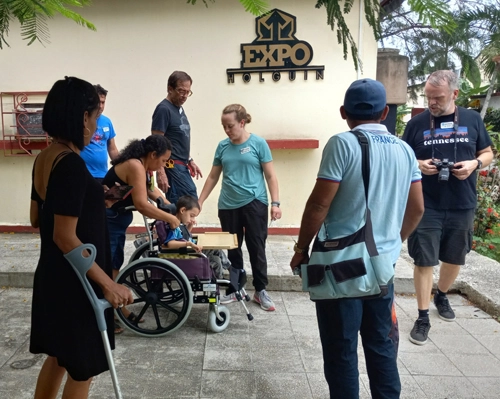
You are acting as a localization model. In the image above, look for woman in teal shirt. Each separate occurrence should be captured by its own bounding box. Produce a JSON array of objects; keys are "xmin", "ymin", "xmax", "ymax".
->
[{"xmin": 198, "ymin": 104, "xmax": 282, "ymax": 311}]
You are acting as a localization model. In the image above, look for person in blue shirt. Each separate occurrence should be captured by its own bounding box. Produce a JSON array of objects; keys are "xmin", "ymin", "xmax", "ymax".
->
[
  {"xmin": 80, "ymin": 84, "xmax": 119, "ymax": 183},
  {"xmin": 290, "ymin": 79, "xmax": 424, "ymax": 399},
  {"xmin": 198, "ymin": 104, "xmax": 282, "ymax": 311}
]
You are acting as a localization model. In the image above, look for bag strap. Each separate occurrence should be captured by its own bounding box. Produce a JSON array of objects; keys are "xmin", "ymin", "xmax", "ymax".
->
[
  {"xmin": 349, "ymin": 130, "xmax": 369, "ymax": 201},
  {"xmin": 349, "ymin": 130, "xmax": 378, "ymax": 257}
]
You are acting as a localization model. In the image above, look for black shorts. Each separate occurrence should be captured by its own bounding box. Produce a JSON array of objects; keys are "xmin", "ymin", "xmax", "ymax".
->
[{"xmin": 408, "ymin": 208, "xmax": 474, "ymax": 267}]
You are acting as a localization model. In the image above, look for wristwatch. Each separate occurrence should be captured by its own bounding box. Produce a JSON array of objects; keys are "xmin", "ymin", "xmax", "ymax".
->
[
  {"xmin": 476, "ymin": 158, "xmax": 483, "ymax": 170},
  {"xmin": 293, "ymin": 243, "xmax": 308, "ymax": 254},
  {"xmin": 271, "ymin": 201, "xmax": 280, "ymax": 208},
  {"xmin": 188, "ymin": 157, "xmax": 194, "ymax": 164}
]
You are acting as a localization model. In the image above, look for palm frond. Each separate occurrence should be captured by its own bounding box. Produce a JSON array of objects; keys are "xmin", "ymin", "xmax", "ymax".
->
[
  {"xmin": 20, "ymin": 12, "xmax": 50, "ymax": 46},
  {"xmin": 407, "ymin": 0, "xmax": 456, "ymax": 33},
  {"xmin": 315, "ymin": 0, "xmax": 380, "ymax": 71},
  {"xmin": 2, "ymin": 0, "xmax": 94, "ymax": 47},
  {"xmin": 237, "ymin": 0, "xmax": 268, "ymax": 16},
  {"xmin": 46, "ymin": 1, "xmax": 96, "ymax": 30},
  {"xmin": 0, "ymin": 0, "xmax": 12, "ymax": 48},
  {"xmin": 186, "ymin": 0, "xmax": 268, "ymax": 16}
]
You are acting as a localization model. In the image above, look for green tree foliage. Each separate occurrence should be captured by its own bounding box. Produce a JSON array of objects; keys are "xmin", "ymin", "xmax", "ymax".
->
[
  {"xmin": 0, "ymin": 0, "xmax": 95, "ymax": 49},
  {"xmin": 187, "ymin": 0, "xmax": 268, "ymax": 15},
  {"xmin": 0, "ymin": 0, "xmax": 460, "ymax": 74},
  {"xmin": 484, "ymin": 108, "xmax": 500, "ymax": 133},
  {"xmin": 315, "ymin": 0, "xmax": 382, "ymax": 71},
  {"xmin": 382, "ymin": 1, "xmax": 500, "ymax": 100}
]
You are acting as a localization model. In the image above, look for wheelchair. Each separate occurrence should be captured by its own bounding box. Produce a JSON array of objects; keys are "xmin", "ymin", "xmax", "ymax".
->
[{"xmin": 114, "ymin": 199, "xmax": 254, "ymax": 337}]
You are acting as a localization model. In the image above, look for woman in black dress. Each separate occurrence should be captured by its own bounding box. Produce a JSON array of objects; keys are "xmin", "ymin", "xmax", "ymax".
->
[{"xmin": 30, "ymin": 77, "xmax": 133, "ymax": 399}]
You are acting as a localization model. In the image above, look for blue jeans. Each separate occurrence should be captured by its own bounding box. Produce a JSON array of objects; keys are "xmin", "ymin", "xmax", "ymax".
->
[
  {"xmin": 165, "ymin": 164, "xmax": 197, "ymax": 205},
  {"xmin": 106, "ymin": 209, "xmax": 133, "ymax": 270},
  {"xmin": 315, "ymin": 284, "xmax": 401, "ymax": 399}
]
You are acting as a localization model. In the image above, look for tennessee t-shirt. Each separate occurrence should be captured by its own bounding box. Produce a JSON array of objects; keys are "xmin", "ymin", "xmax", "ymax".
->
[{"xmin": 402, "ymin": 107, "xmax": 492, "ymax": 210}]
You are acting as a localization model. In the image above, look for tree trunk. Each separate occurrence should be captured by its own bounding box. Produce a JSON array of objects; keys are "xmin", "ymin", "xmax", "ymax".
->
[{"xmin": 480, "ymin": 58, "xmax": 500, "ymax": 120}]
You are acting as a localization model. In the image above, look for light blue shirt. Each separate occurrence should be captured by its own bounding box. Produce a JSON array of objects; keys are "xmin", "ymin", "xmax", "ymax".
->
[
  {"xmin": 80, "ymin": 114, "xmax": 116, "ymax": 178},
  {"xmin": 213, "ymin": 134, "xmax": 273, "ymax": 209},
  {"xmin": 317, "ymin": 124, "xmax": 421, "ymax": 263}
]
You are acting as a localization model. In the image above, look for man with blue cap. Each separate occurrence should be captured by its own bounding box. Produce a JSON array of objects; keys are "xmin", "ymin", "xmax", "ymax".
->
[{"xmin": 290, "ymin": 78, "xmax": 424, "ymax": 398}]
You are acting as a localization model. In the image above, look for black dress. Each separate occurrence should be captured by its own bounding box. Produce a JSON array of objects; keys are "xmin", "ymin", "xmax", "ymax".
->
[{"xmin": 30, "ymin": 152, "xmax": 115, "ymax": 381}]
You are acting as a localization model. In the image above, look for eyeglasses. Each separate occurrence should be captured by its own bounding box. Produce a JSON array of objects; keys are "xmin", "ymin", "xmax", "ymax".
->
[
  {"xmin": 174, "ymin": 88, "xmax": 193, "ymax": 97},
  {"xmin": 165, "ymin": 159, "xmax": 174, "ymax": 169}
]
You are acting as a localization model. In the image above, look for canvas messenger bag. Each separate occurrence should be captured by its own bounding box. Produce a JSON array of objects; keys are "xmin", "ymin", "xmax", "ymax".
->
[{"xmin": 301, "ymin": 130, "xmax": 395, "ymax": 300}]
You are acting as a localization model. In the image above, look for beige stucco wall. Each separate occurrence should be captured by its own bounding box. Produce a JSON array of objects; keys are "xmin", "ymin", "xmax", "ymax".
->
[{"xmin": 0, "ymin": 0, "xmax": 378, "ymax": 228}]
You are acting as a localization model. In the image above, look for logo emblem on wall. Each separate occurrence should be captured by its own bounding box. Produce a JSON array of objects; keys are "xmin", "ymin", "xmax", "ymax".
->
[{"xmin": 227, "ymin": 9, "xmax": 325, "ymax": 84}]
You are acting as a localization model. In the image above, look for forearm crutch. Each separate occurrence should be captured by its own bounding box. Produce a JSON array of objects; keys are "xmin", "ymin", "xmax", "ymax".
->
[{"xmin": 64, "ymin": 244, "xmax": 123, "ymax": 399}]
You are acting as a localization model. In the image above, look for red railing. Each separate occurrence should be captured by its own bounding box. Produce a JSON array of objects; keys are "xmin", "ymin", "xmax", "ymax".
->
[{"xmin": 1, "ymin": 91, "xmax": 49, "ymax": 156}]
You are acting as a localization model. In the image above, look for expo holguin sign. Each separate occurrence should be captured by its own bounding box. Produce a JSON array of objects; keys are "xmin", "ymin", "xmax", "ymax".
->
[{"xmin": 226, "ymin": 8, "xmax": 325, "ymax": 84}]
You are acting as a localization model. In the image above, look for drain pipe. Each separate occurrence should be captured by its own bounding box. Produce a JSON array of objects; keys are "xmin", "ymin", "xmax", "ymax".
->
[{"xmin": 357, "ymin": 0, "xmax": 363, "ymax": 79}]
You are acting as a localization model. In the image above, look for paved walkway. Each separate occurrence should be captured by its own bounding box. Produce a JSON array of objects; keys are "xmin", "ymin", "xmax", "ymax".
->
[{"xmin": 1, "ymin": 233, "xmax": 500, "ymax": 398}]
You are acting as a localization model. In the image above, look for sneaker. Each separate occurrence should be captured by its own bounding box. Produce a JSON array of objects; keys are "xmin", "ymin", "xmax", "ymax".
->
[
  {"xmin": 434, "ymin": 295, "xmax": 456, "ymax": 321},
  {"xmin": 220, "ymin": 293, "xmax": 237, "ymax": 304},
  {"xmin": 409, "ymin": 318, "xmax": 431, "ymax": 345},
  {"xmin": 253, "ymin": 290, "xmax": 276, "ymax": 311}
]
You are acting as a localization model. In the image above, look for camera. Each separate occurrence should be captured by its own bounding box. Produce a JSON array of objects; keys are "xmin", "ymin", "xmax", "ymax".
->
[{"xmin": 432, "ymin": 158, "xmax": 454, "ymax": 182}]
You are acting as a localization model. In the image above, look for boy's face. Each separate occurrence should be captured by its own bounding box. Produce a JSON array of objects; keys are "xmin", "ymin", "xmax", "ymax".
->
[{"xmin": 179, "ymin": 207, "xmax": 200, "ymax": 225}]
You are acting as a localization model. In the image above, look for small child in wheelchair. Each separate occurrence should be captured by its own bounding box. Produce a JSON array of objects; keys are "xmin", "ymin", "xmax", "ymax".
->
[
  {"xmin": 157, "ymin": 195, "xmax": 228, "ymax": 279},
  {"xmin": 160, "ymin": 195, "xmax": 203, "ymax": 253}
]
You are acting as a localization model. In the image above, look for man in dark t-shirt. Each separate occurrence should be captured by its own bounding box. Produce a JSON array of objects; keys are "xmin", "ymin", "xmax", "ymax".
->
[
  {"xmin": 151, "ymin": 71, "xmax": 202, "ymax": 204},
  {"xmin": 402, "ymin": 70, "xmax": 493, "ymax": 346}
]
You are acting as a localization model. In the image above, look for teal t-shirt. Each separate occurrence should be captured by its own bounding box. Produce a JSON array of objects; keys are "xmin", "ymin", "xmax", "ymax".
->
[
  {"xmin": 317, "ymin": 124, "xmax": 421, "ymax": 264},
  {"xmin": 213, "ymin": 134, "xmax": 273, "ymax": 210}
]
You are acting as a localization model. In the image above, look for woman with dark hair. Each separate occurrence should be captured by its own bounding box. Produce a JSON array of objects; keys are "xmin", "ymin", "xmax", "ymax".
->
[
  {"xmin": 30, "ymin": 77, "xmax": 133, "ymax": 399},
  {"xmin": 103, "ymin": 135, "xmax": 179, "ymax": 326}
]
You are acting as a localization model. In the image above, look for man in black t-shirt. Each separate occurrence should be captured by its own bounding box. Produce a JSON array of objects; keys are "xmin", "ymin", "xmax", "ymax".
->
[
  {"xmin": 152, "ymin": 71, "xmax": 202, "ymax": 204},
  {"xmin": 402, "ymin": 70, "xmax": 493, "ymax": 345}
]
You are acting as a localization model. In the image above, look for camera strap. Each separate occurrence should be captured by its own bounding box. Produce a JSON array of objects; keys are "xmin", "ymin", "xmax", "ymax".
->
[{"xmin": 430, "ymin": 107, "xmax": 459, "ymax": 163}]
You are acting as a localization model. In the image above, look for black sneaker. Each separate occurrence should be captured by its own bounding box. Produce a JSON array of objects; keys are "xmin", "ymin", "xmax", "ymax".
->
[
  {"xmin": 434, "ymin": 295, "xmax": 456, "ymax": 321},
  {"xmin": 409, "ymin": 318, "xmax": 431, "ymax": 345}
]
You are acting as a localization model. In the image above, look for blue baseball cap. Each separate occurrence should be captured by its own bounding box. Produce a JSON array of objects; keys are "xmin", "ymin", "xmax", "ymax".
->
[{"xmin": 343, "ymin": 78, "xmax": 387, "ymax": 120}]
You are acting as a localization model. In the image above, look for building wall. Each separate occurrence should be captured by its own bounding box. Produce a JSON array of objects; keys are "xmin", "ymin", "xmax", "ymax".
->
[{"xmin": 0, "ymin": 0, "xmax": 378, "ymax": 228}]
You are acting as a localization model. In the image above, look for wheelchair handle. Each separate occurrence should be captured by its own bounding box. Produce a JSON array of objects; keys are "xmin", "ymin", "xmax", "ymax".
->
[
  {"xmin": 156, "ymin": 197, "xmax": 177, "ymax": 214},
  {"xmin": 64, "ymin": 244, "xmax": 112, "ymax": 332}
]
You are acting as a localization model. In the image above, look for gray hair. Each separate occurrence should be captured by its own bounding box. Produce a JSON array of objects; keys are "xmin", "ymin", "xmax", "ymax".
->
[{"xmin": 427, "ymin": 70, "xmax": 459, "ymax": 91}]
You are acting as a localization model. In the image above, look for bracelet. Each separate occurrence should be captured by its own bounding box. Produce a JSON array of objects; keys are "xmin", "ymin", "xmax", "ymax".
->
[{"xmin": 271, "ymin": 201, "xmax": 280, "ymax": 208}]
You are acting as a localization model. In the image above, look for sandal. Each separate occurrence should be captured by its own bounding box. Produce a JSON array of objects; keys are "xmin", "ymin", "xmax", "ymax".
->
[
  {"xmin": 114, "ymin": 321, "xmax": 124, "ymax": 335},
  {"xmin": 127, "ymin": 312, "xmax": 145, "ymax": 324}
]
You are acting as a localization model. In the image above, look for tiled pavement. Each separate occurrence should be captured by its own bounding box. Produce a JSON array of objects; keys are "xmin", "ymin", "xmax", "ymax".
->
[{"xmin": 1, "ymin": 233, "xmax": 500, "ymax": 398}]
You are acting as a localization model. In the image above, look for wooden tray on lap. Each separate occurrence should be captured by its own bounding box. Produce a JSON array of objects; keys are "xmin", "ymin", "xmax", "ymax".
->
[{"xmin": 195, "ymin": 232, "xmax": 238, "ymax": 249}]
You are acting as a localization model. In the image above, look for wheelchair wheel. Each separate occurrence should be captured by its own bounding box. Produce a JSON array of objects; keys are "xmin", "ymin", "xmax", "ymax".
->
[
  {"xmin": 115, "ymin": 258, "xmax": 193, "ymax": 337},
  {"xmin": 128, "ymin": 239, "xmax": 159, "ymax": 262},
  {"xmin": 208, "ymin": 304, "xmax": 230, "ymax": 333}
]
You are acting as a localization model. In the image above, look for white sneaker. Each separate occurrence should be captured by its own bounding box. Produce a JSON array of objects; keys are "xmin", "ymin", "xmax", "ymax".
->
[
  {"xmin": 253, "ymin": 290, "xmax": 276, "ymax": 311},
  {"xmin": 220, "ymin": 293, "xmax": 237, "ymax": 304}
]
